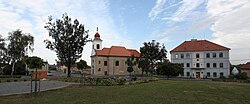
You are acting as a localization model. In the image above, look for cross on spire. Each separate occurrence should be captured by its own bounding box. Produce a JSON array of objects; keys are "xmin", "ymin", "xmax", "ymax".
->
[{"xmin": 97, "ymin": 27, "xmax": 98, "ymax": 32}]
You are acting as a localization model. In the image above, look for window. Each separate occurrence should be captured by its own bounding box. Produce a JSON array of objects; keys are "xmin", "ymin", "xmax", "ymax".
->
[
  {"xmin": 104, "ymin": 61, "xmax": 107, "ymax": 66},
  {"xmin": 220, "ymin": 72, "xmax": 224, "ymax": 77},
  {"xmin": 187, "ymin": 72, "xmax": 190, "ymax": 76},
  {"xmin": 186, "ymin": 53, "xmax": 190, "ymax": 58},
  {"xmin": 99, "ymin": 61, "xmax": 101, "ymax": 64},
  {"xmin": 196, "ymin": 63, "xmax": 200, "ymax": 68},
  {"xmin": 196, "ymin": 53, "xmax": 200, "ymax": 58},
  {"xmin": 213, "ymin": 63, "xmax": 217, "ymax": 68},
  {"xmin": 98, "ymin": 68, "xmax": 101, "ymax": 71},
  {"xmin": 219, "ymin": 52, "xmax": 223, "ymax": 58},
  {"xmin": 115, "ymin": 61, "xmax": 119, "ymax": 66},
  {"xmin": 186, "ymin": 63, "xmax": 190, "ymax": 68},
  {"xmin": 180, "ymin": 63, "xmax": 184, "ymax": 67},
  {"xmin": 175, "ymin": 54, "xmax": 179, "ymax": 59},
  {"xmin": 181, "ymin": 54, "xmax": 184, "ymax": 58},
  {"xmin": 207, "ymin": 63, "xmax": 210, "ymax": 68},
  {"xmin": 92, "ymin": 60, "xmax": 94, "ymax": 63},
  {"xmin": 96, "ymin": 44, "xmax": 100, "ymax": 49},
  {"xmin": 213, "ymin": 53, "xmax": 216, "ymax": 58},
  {"xmin": 206, "ymin": 53, "xmax": 210, "ymax": 58},
  {"xmin": 219, "ymin": 63, "xmax": 223, "ymax": 68},
  {"xmin": 213, "ymin": 72, "xmax": 217, "ymax": 77},
  {"xmin": 207, "ymin": 72, "xmax": 210, "ymax": 77}
]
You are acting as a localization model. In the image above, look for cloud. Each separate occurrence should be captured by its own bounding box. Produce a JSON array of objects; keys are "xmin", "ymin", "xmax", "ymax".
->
[
  {"xmin": 0, "ymin": 0, "xmax": 131, "ymax": 65},
  {"xmin": 148, "ymin": 0, "xmax": 167, "ymax": 21},
  {"xmin": 207, "ymin": 0, "xmax": 250, "ymax": 64}
]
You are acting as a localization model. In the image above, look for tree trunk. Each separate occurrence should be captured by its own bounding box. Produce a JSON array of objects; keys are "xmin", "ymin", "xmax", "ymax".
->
[
  {"xmin": 11, "ymin": 62, "xmax": 15, "ymax": 77},
  {"xmin": 67, "ymin": 65, "xmax": 71, "ymax": 77},
  {"xmin": 142, "ymin": 70, "xmax": 144, "ymax": 76}
]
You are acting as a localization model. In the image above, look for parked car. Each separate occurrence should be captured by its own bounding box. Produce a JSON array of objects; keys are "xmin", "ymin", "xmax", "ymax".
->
[{"xmin": 47, "ymin": 71, "xmax": 53, "ymax": 76}]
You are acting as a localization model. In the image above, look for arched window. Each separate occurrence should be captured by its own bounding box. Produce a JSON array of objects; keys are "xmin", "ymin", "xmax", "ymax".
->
[{"xmin": 96, "ymin": 44, "xmax": 100, "ymax": 49}]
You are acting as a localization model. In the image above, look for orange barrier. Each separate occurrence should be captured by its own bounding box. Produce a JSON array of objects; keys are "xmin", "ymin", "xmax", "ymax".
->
[{"xmin": 32, "ymin": 70, "xmax": 48, "ymax": 79}]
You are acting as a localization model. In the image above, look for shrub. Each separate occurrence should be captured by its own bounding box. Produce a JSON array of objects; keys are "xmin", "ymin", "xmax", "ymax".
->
[
  {"xmin": 95, "ymin": 77, "xmax": 103, "ymax": 86},
  {"xmin": 0, "ymin": 80, "xmax": 1, "ymax": 83},
  {"xmin": 235, "ymin": 72, "xmax": 248, "ymax": 80},
  {"xmin": 7, "ymin": 80, "xmax": 11, "ymax": 82},
  {"xmin": 24, "ymin": 79, "xmax": 27, "ymax": 81},
  {"xmin": 116, "ymin": 78, "xmax": 126, "ymax": 85},
  {"xmin": 14, "ymin": 79, "xmax": 18, "ymax": 82}
]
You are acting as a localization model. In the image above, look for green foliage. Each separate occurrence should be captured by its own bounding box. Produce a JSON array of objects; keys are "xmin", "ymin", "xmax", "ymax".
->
[
  {"xmin": 7, "ymin": 29, "xmax": 34, "ymax": 76},
  {"xmin": 126, "ymin": 54, "xmax": 138, "ymax": 75},
  {"xmin": 140, "ymin": 40, "xmax": 167, "ymax": 74},
  {"xmin": 138, "ymin": 58, "xmax": 150, "ymax": 75},
  {"xmin": 77, "ymin": 59, "xmax": 90, "ymax": 70},
  {"xmin": 157, "ymin": 61, "xmax": 184, "ymax": 78},
  {"xmin": 25, "ymin": 56, "xmax": 43, "ymax": 69},
  {"xmin": 235, "ymin": 72, "xmax": 248, "ymax": 80},
  {"xmin": 44, "ymin": 13, "xmax": 90, "ymax": 77},
  {"xmin": 3, "ymin": 61, "xmax": 26, "ymax": 75}
]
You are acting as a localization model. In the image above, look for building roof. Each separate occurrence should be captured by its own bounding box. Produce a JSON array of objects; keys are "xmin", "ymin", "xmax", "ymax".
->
[
  {"xmin": 170, "ymin": 39, "xmax": 230, "ymax": 52},
  {"xmin": 94, "ymin": 46, "xmax": 140, "ymax": 57},
  {"xmin": 241, "ymin": 62, "xmax": 250, "ymax": 70}
]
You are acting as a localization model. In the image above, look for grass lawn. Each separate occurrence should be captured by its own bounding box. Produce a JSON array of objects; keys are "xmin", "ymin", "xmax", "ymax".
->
[{"xmin": 0, "ymin": 80, "xmax": 250, "ymax": 104}]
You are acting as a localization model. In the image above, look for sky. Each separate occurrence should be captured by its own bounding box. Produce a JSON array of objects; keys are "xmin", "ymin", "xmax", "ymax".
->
[{"xmin": 0, "ymin": 0, "xmax": 250, "ymax": 65}]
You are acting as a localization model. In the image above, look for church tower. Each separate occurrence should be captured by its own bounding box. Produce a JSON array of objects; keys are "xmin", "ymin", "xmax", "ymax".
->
[{"xmin": 91, "ymin": 27, "xmax": 102, "ymax": 56}]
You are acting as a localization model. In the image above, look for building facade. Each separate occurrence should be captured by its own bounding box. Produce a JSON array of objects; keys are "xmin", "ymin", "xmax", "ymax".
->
[
  {"xmin": 170, "ymin": 39, "xmax": 230, "ymax": 79},
  {"xmin": 90, "ymin": 29, "xmax": 140, "ymax": 76},
  {"xmin": 241, "ymin": 62, "xmax": 250, "ymax": 77}
]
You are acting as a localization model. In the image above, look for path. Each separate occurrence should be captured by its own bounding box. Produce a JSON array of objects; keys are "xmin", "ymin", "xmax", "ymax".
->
[{"xmin": 0, "ymin": 81, "xmax": 74, "ymax": 96}]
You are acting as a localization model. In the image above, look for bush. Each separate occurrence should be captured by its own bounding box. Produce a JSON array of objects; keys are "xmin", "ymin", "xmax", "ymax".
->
[
  {"xmin": 24, "ymin": 79, "xmax": 27, "ymax": 81},
  {"xmin": 116, "ymin": 78, "xmax": 126, "ymax": 85},
  {"xmin": 0, "ymin": 80, "xmax": 1, "ymax": 83},
  {"xmin": 235, "ymin": 72, "xmax": 248, "ymax": 80},
  {"xmin": 7, "ymin": 80, "xmax": 11, "ymax": 82},
  {"xmin": 14, "ymin": 79, "xmax": 18, "ymax": 82}
]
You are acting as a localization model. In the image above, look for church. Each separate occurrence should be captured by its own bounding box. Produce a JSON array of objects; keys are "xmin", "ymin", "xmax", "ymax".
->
[{"xmin": 90, "ymin": 28, "xmax": 140, "ymax": 76}]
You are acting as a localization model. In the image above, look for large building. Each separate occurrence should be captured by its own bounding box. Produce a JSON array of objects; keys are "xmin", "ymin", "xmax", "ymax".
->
[
  {"xmin": 170, "ymin": 39, "xmax": 230, "ymax": 79},
  {"xmin": 90, "ymin": 29, "xmax": 140, "ymax": 76}
]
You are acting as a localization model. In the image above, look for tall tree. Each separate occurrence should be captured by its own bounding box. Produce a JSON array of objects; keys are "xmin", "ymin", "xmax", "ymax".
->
[
  {"xmin": 157, "ymin": 61, "xmax": 183, "ymax": 79},
  {"xmin": 44, "ymin": 13, "xmax": 90, "ymax": 77},
  {"xmin": 0, "ymin": 35, "xmax": 6, "ymax": 63},
  {"xmin": 126, "ymin": 54, "xmax": 138, "ymax": 75},
  {"xmin": 7, "ymin": 30, "xmax": 34, "ymax": 76},
  {"xmin": 140, "ymin": 40, "xmax": 167, "ymax": 74}
]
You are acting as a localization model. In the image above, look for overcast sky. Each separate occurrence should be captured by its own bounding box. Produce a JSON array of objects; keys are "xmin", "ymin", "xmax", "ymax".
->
[{"xmin": 0, "ymin": 0, "xmax": 250, "ymax": 65}]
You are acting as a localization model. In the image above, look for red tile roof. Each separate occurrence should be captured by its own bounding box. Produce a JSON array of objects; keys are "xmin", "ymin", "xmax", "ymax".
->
[
  {"xmin": 170, "ymin": 40, "xmax": 230, "ymax": 52},
  {"xmin": 94, "ymin": 46, "xmax": 140, "ymax": 57},
  {"xmin": 241, "ymin": 62, "xmax": 250, "ymax": 70}
]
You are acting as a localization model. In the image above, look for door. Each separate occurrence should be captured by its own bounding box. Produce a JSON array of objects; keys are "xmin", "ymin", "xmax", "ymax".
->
[{"xmin": 196, "ymin": 72, "xmax": 200, "ymax": 79}]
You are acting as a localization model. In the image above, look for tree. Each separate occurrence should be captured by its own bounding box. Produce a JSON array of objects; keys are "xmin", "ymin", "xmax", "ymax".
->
[
  {"xmin": 138, "ymin": 58, "xmax": 150, "ymax": 76},
  {"xmin": 77, "ymin": 59, "xmax": 90, "ymax": 70},
  {"xmin": 157, "ymin": 61, "xmax": 184, "ymax": 79},
  {"xmin": 44, "ymin": 13, "xmax": 90, "ymax": 77},
  {"xmin": 0, "ymin": 35, "xmax": 6, "ymax": 63},
  {"xmin": 25, "ymin": 56, "xmax": 43, "ymax": 96},
  {"xmin": 25, "ymin": 56, "xmax": 43, "ymax": 69},
  {"xmin": 126, "ymin": 54, "xmax": 138, "ymax": 75},
  {"xmin": 140, "ymin": 40, "xmax": 167, "ymax": 74},
  {"xmin": 7, "ymin": 29, "xmax": 34, "ymax": 76}
]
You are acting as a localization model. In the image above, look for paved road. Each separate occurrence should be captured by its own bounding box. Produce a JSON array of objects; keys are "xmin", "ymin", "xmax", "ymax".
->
[{"xmin": 0, "ymin": 81, "xmax": 73, "ymax": 96}]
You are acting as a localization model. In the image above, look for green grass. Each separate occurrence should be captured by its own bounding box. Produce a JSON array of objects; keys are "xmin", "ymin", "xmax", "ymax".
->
[{"xmin": 0, "ymin": 80, "xmax": 250, "ymax": 104}]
